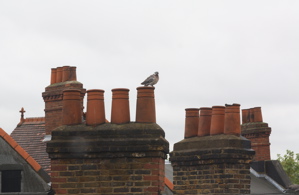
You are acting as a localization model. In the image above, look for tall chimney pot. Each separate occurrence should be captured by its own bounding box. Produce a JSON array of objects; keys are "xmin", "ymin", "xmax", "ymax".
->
[
  {"xmin": 210, "ymin": 106, "xmax": 225, "ymax": 135},
  {"xmin": 136, "ymin": 87, "xmax": 156, "ymax": 123},
  {"xmin": 62, "ymin": 89, "xmax": 82, "ymax": 125},
  {"xmin": 197, "ymin": 107, "xmax": 212, "ymax": 136},
  {"xmin": 224, "ymin": 103, "xmax": 241, "ymax": 135},
  {"xmin": 86, "ymin": 89, "xmax": 106, "ymax": 126},
  {"xmin": 111, "ymin": 88, "xmax": 130, "ymax": 124}
]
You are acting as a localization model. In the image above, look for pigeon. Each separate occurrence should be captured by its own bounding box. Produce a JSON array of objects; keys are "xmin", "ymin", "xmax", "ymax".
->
[{"xmin": 141, "ymin": 72, "xmax": 159, "ymax": 87}]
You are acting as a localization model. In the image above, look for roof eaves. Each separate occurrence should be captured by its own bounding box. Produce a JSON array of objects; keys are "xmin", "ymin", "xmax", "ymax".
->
[
  {"xmin": 251, "ymin": 167, "xmax": 286, "ymax": 193},
  {"xmin": 0, "ymin": 128, "xmax": 42, "ymax": 173}
]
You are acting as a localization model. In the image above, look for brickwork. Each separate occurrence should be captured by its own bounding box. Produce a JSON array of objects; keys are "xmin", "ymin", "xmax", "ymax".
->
[
  {"xmin": 50, "ymin": 158, "xmax": 165, "ymax": 195},
  {"xmin": 47, "ymin": 123, "xmax": 169, "ymax": 195},
  {"xmin": 173, "ymin": 163, "xmax": 251, "ymax": 194},
  {"xmin": 170, "ymin": 104, "xmax": 254, "ymax": 195},
  {"xmin": 241, "ymin": 107, "xmax": 272, "ymax": 161},
  {"xmin": 170, "ymin": 135, "xmax": 254, "ymax": 195},
  {"xmin": 42, "ymin": 74, "xmax": 86, "ymax": 135}
]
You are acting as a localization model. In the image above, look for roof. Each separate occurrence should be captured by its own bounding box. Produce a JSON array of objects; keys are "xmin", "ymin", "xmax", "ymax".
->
[
  {"xmin": 10, "ymin": 117, "xmax": 50, "ymax": 174},
  {"xmin": 0, "ymin": 127, "xmax": 50, "ymax": 184}
]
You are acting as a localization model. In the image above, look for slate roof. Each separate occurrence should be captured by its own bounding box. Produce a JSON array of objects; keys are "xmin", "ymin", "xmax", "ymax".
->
[
  {"xmin": 10, "ymin": 117, "xmax": 50, "ymax": 175},
  {"xmin": 0, "ymin": 127, "xmax": 50, "ymax": 184}
]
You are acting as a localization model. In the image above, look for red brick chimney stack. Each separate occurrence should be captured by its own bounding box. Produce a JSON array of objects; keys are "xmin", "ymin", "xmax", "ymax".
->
[
  {"xmin": 86, "ymin": 89, "xmax": 106, "ymax": 126},
  {"xmin": 43, "ymin": 66, "xmax": 85, "ymax": 135},
  {"xmin": 47, "ymin": 82, "xmax": 169, "ymax": 194},
  {"xmin": 184, "ymin": 108, "xmax": 199, "ymax": 138},
  {"xmin": 170, "ymin": 103, "xmax": 254, "ymax": 194},
  {"xmin": 241, "ymin": 106, "xmax": 272, "ymax": 161},
  {"xmin": 136, "ymin": 86, "xmax": 156, "ymax": 123},
  {"xmin": 197, "ymin": 107, "xmax": 212, "ymax": 136},
  {"xmin": 210, "ymin": 105, "xmax": 225, "ymax": 135},
  {"xmin": 111, "ymin": 88, "xmax": 130, "ymax": 124}
]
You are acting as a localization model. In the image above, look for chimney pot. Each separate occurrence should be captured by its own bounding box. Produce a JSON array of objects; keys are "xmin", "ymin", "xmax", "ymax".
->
[
  {"xmin": 242, "ymin": 109, "xmax": 250, "ymax": 124},
  {"xmin": 56, "ymin": 67, "xmax": 63, "ymax": 83},
  {"xmin": 253, "ymin": 107, "xmax": 263, "ymax": 122},
  {"xmin": 51, "ymin": 68, "xmax": 57, "ymax": 84},
  {"xmin": 111, "ymin": 88, "xmax": 130, "ymax": 124},
  {"xmin": 62, "ymin": 66, "xmax": 71, "ymax": 82},
  {"xmin": 184, "ymin": 108, "xmax": 199, "ymax": 138},
  {"xmin": 210, "ymin": 106, "xmax": 225, "ymax": 135},
  {"xmin": 62, "ymin": 89, "xmax": 82, "ymax": 125},
  {"xmin": 224, "ymin": 103, "xmax": 241, "ymax": 135},
  {"xmin": 86, "ymin": 89, "xmax": 106, "ymax": 126},
  {"xmin": 69, "ymin": 66, "xmax": 77, "ymax": 81},
  {"xmin": 136, "ymin": 87, "xmax": 156, "ymax": 123},
  {"xmin": 197, "ymin": 107, "xmax": 212, "ymax": 136}
]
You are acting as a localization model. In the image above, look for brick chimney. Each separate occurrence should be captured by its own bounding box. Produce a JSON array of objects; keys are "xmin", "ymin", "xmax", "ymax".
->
[
  {"xmin": 170, "ymin": 103, "xmax": 255, "ymax": 195},
  {"xmin": 241, "ymin": 107, "xmax": 272, "ymax": 161},
  {"xmin": 42, "ymin": 66, "xmax": 86, "ymax": 135},
  {"xmin": 47, "ymin": 85, "xmax": 169, "ymax": 194}
]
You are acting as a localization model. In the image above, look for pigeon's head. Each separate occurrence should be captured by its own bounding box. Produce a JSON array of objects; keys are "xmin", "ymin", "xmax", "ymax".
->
[{"xmin": 154, "ymin": 71, "xmax": 159, "ymax": 75}]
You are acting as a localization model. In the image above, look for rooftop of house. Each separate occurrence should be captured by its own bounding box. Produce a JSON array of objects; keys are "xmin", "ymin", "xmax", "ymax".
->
[
  {"xmin": 10, "ymin": 108, "xmax": 50, "ymax": 175},
  {"xmin": 0, "ymin": 128, "xmax": 50, "ymax": 186},
  {"xmin": 4, "ymin": 66, "xmax": 298, "ymax": 195}
]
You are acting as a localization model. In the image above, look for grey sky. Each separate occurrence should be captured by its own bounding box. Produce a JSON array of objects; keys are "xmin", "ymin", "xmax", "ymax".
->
[{"xmin": 1, "ymin": 1, "xmax": 299, "ymax": 158}]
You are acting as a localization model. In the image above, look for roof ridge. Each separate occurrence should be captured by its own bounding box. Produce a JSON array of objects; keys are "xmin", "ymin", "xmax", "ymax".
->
[
  {"xmin": 0, "ymin": 127, "xmax": 42, "ymax": 172},
  {"xmin": 24, "ymin": 117, "xmax": 45, "ymax": 123},
  {"xmin": 17, "ymin": 117, "xmax": 45, "ymax": 126}
]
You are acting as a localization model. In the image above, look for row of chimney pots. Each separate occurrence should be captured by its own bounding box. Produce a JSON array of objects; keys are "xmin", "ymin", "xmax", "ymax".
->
[
  {"xmin": 184, "ymin": 105, "xmax": 264, "ymax": 138},
  {"xmin": 62, "ymin": 87, "xmax": 156, "ymax": 126},
  {"xmin": 51, "ymin": 66, "xmax": 77, "ymax": 84}
]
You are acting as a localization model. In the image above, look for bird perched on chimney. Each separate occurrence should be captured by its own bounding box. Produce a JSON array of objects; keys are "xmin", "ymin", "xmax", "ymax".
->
[{"xmin": 141, "ymin": 72, "xmax": 159, "ymax": 87}]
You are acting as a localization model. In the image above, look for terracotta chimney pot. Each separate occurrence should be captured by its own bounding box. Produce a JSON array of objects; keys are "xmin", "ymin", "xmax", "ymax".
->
[
  {"xmin": 253, "ymin": 107, "xmax": 263, "ymax": 122},
  {"xmin": 56, "ymin": 67, "xmax": 63, "ymax": 83},
  {"xmin": 249, "ymin": 108, "xmax": 254, "ymax": 122},
  {"xmin": 62, "ymin": 66, "xmax": 70, "ymax": 82},
  {"xmin": 86, "ymin": 89, "xmax": 106, "ymax": 126},
  {"xmin": 136, "ymin": 87, "xmax": 156, "ymax": 123},
  {"xmin": 197, "ymin": 107, "xmax": 212, "ymax": 136},
  {"xmin": 111, "ymin": 88, "xmax": 130, "ymax": 124},
  {"xmin": 51, "ymin": 68, "xmax": 57, "ymax": 84},
  {"xmin": 62, "ymin": 89, "xmax": 82, "ymax": 125},
  {"xmin": 184, "ymin": 108, "xmax": 199, "ymax": 138},
  {"xmin": 210, "ymin": 106, "xmax": 225, "ymax": 135},
  {"xmin": 242, "ymin": 109, "xmax": 250, "ymax": 124},
  {"xmin": 224, "ymin": 103, "xmax": 241, "ymax": 135},
  {"xmin": 69, "ymin": 66, "xmax": 77, "ymax": 81}
]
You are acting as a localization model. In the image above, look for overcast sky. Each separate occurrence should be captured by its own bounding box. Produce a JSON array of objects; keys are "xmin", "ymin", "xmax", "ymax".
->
[{"xmin": 1, "ymin": 1, "xmax": 299, "ymax": 159}]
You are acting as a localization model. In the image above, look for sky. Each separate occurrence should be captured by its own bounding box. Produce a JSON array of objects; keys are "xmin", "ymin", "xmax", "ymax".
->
[{"xmin": 0, "ymin": 1, "xmax": 299, "ymax": 159}]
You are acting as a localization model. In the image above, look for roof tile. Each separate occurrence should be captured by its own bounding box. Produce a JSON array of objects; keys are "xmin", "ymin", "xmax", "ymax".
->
[
  {"xmin": 3, "ymin": 134, "xmax": 18, "ymax": 148},
  {"xmin": 11, "ymin": 118, "xmax": 50, "ymax": 174},
  {"xmin": 0, "ymin": 128, "xmax": 7, "ymax": 137},
  {"xmin": 15, "ymin": 145, "xmax": 30, "ymax": 159},
  {"xmin": 26, "ymin": 156, "xmax": 42, "ymax": 172}
]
